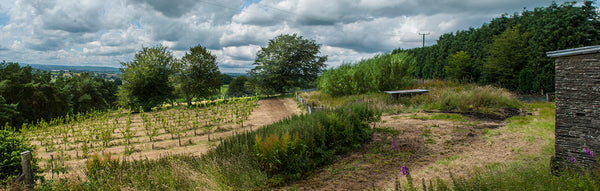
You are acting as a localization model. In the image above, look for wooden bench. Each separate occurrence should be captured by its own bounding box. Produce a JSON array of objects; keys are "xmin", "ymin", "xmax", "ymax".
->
[{"xmin": 384, "ymin": 89, "xmax": 429, "ymax": 99}]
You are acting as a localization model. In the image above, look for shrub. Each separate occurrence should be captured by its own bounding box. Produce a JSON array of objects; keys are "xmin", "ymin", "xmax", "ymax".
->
[
  {"xmin": 424, "ymin": 85, "xmax": 521, "ymax": 113},
  {"xmin": 318, "ymin": 53, "xmax": 414, "ymax": 97},
  {"xmin": 208, "ymin": 102, "xmax": 381, "ymax": 186},
  {"xmin": 0, "ymin": 129, "xmax": 40, "ymax": 183}
]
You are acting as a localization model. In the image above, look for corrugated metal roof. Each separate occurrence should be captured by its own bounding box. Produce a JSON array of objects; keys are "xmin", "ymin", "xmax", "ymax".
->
[{"xmin": 547, "ymin": 45, "xmax": 600, "ymax": 58}]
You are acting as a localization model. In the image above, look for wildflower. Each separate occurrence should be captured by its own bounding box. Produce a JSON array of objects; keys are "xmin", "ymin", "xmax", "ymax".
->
[
  {"xmin": 569, "ymin": 152, "xmax": 577, "ymax": 166},
  {"xmin": 401, "ymin": 165, "xmax": 409, "ymax": 176},
  {"xmin": 392, "ymin": 138, "xmax": 398, "ymax": 152},
  {"xmin": 585, "ymin": 144, "xmax": 593, "ymax": 158}
]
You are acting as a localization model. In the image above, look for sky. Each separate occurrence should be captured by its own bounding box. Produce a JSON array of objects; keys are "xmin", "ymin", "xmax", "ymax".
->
[{"xmin": 0, "ymin": 0, "xmax": 582, "ymax": 73}]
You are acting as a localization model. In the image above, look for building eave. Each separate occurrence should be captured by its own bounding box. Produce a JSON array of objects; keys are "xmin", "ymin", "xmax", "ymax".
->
[{"xmin": 547, "ymin": 45, "xmax": 600, "ymax": 58}]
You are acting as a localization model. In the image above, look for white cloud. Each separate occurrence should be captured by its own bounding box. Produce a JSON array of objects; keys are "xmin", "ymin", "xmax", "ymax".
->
[{"xmin": 0, "ymin": 0, "xmax": 577, "ymax": 72}]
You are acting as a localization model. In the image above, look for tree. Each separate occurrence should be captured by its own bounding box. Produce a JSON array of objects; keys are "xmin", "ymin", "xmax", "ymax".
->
[
  {"xmin": 220, "ymin": 74, "xmax": 233, "ymax": 85},
  {"xmin": 482, "ymin": 26, "xmax": 529, "ymax": 89},
  {"xmin": 177, "ymin": 44, "xmax": 222, "ymax": 106},
  {"xmin": 0, "ymin": 96, "xmax": 18, "ymax": 126},
  {"xmin": 250, "ymin": 34, "xmax": 327, "ymax": 95},
  {"xmin": 445, "ymin": 51, "xmax": 478, "ymax": 81},
  {"xmin": 118, "ymin": 45, "xmax": 176, "ymax": 111},
  {"xmin": 226, "ymin": 76, "xmax": 254, "ymax": 97}
]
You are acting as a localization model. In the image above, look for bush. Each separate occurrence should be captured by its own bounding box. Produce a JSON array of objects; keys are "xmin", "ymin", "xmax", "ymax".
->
[
  {"xmin": 209, "ymin": 102, "xmax": 381, "ymax": 186},
  {"xmin": 419, "ymin": 85, "xmax": 521, "ymax": 114},
  {"xmin": 318, "ymin": 53, "xmax": 414, "ymax": 97},
  {"xmin": 0, "ymin": 129, "xmax": 40, "ymax": 183}
]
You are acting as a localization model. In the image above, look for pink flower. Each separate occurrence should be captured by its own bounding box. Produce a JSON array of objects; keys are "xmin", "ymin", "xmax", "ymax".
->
[
  {"xmin": 401, "ymin": 165, "xmax": 409, "ymax": 176},
  {"xmin": 569, "ymin": 152, "xmax": 577, "ymax": 166},
  {"xmin": 392, "ymin": 138, "xmax": 398, "ymax": 152},
  {"xmin": 585, "ymin": 144, "xmax": 593, "ymax": 158}
]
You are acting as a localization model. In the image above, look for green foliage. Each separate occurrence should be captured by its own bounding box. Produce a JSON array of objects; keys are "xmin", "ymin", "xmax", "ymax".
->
[
  {"xmin": 250, "ymin": 34, "xmax": 327, "ymax": 95},
  {"xmin": 0, "ymin": 96, "xmax": 18, "ymax": 125},
  {"xmin": 213, "ymin": 103, "xmax": 380, "ymax": 185},
  {"xmin": 0, "ymin": 61, "xmax": 117, "ymax": 129},
  {"xmin": 318, "ymin": 53, "xmax": 413, "ymax": 97},
  {"xmin": 424, "ymin": 85, "xmax": 521, "ymax": 113},
  {"xmin": 482, "ymin": 25, "xmax": 529, "ymax": 88},
  {"xmin": 445, "ymin": 51, "xmax": 478, "ymax": 81},
  {"xmin": 226, "ymin": 76, "xmax": 254, "ymax": 97},
  {"xmin": 431, "ymin": 161, "xmax": 600, "ymax": 191},
  {"xmin": 54, "ymin": 72, "xmax": 119, "ymax": 114},
  {"xmin": 220, "ymin": 73, "xmax": 233, "ymax": 85},
  {"xmin": 395, "ymin": 1, "xmax": 600, "ymax": 93},
  {"xmin": 0, "ymin": 129, "xmax": 40, "ymax": 182},
  {"xmin": 118, "ymin": 45, "xmax": 176, "ymax": 111},
  {"xmin": 177, "ymin": 44, "xmax": 223, "ymax": 106}
]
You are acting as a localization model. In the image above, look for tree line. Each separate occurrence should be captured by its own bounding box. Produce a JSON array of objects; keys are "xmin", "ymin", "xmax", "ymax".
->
[
  {"xmin": 394, "ymin": 1, "xmax": 600, "ymax": 93},
  {"xmin": 0, "ymin": 61, "xmax": 120, "ymax": 128}
]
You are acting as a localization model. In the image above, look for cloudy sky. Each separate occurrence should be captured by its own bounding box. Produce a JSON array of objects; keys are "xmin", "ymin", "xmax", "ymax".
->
[{"xmin": 0, "ymin": 0, "xmax": 579, "ymax": 73}]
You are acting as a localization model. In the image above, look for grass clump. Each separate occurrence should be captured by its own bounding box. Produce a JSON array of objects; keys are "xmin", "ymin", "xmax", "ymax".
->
[
  {"xmin": 434, "ymin": 161, "xmax": 600, "ymax": 191},
  {"xmin": 423, "ymin": 85, "xmax": 521, "ymax": 114}
]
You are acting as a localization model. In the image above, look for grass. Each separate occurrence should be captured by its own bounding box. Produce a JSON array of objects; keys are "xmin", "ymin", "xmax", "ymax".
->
[
  {"xmin": 35, "ymin": 103, "xmax": 380, "ymax": 190},
  {"xmin": 410, "ymin": 113, "xmax": 466, "ymax": 122},
  {"xmin": 434, "ymin": 161, "xmax": 600, "ymax": 191},
  {"xmin": 394, "ymin": 101, "xmax": 600, "ymax": 191},
  {"xmin": 299, "ymin": 80, "xmax": 522, "ymax": 116}
]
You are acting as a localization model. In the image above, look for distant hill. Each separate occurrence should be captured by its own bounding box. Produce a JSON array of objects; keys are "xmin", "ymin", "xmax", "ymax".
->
[
  {"xmin": 18, "ymin": 63, "xmax": 248, "ymax": 76},
  {"xmin": 227, "ymin": 73, "xmax": 247, "ymax": 78},
  {"xmin": 21, "ymin": 63, "xmax": 122, "ymax": 74}
]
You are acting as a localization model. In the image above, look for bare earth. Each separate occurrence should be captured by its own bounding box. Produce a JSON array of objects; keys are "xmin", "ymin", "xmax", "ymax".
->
[
  {"xmin": 279, "ymin": 112, "xmax": 549, "ymax": 190},
  {"xmin": 37, "ymin": 98, "xmax": 302, "ymax": 180}
]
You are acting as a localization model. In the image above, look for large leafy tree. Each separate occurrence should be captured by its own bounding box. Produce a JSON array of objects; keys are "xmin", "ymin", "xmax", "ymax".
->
[
  {"xmin": 55, "ymin": 73, "xmax": 118, "ymax": 114},
  {"xmin": 445, "ymin": 51, "xmax": 478, "ymax": 81},
  {"xmin": 250, "ymin": 34, "xmax": 327, "ymax": 95},
  {"xmin": 118, "ymin": 45, "xmax": 176, "ymax": 111},
  {"xmin": 482, "ymin": 25, "xmax": 529, "ymax": 88},
  {"xmin": 177, "ymin": 44, "xmax": 222, "ymax": 106}
]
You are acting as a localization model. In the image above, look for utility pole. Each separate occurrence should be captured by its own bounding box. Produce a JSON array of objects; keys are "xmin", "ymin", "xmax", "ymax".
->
[{"xmin": 418, "ymin": 32, "xmax": 430, "ymax": 47}]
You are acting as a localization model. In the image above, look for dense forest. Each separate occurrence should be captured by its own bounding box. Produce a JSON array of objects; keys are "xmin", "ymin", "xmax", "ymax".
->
[
  {"xmin": 394, "ymin": 1, "xmax": 600, "ymax": 93},
  {"xmin": 0, "ymin": 61, "xmax": 120, "ymax": 128}
]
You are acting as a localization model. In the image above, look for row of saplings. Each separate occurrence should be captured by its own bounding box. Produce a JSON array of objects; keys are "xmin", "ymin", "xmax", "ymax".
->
[{"xmin": 18, "ymin": 97, "xmax": 258, "ymax": 177}]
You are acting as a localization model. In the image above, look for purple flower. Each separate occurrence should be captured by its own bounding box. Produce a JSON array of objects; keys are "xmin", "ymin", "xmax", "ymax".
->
[
  {"xmin": 569, "ymin": 152, "xmax": 577, "ymax": 166},
  {"xmin": 401, "ymin": 165, "xmax": 409, "ymax": 176},
  {"xmin": 585, "ymin": 144, "xmax": 593, "ymax": 158},
  {"xmin": 392, "ymin": 138, "xmax": 398, "ymax": 152}
]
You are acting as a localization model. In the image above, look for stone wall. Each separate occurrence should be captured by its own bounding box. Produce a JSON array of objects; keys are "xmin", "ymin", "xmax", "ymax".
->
[{"xmin": 553, "ymin": 52, "xmax": 600, "ymax": 170}]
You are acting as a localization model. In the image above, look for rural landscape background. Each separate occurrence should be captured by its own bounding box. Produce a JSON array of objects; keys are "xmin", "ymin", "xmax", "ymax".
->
[{"xmin": 2, "ymin": 1, "xmax": 600, "ymax": 190}]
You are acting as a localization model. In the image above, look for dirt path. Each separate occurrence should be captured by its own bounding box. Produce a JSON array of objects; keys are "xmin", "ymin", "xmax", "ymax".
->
[
  {"xmin": 247, "ymin": 98, "xmax": 303, "ymax": 128},
  {"xmin": 280, "ymin": 111, "xmax": 548, "ymax": 190},
  {"xmin": 38, "ymin": 98, "xmax": 302, "ymax": 180}
]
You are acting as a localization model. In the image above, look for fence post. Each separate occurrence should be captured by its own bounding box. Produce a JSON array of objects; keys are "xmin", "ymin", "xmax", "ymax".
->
[{"xmin": 20, "ymin": 151, "xmax": 34, "ymax": 189}]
